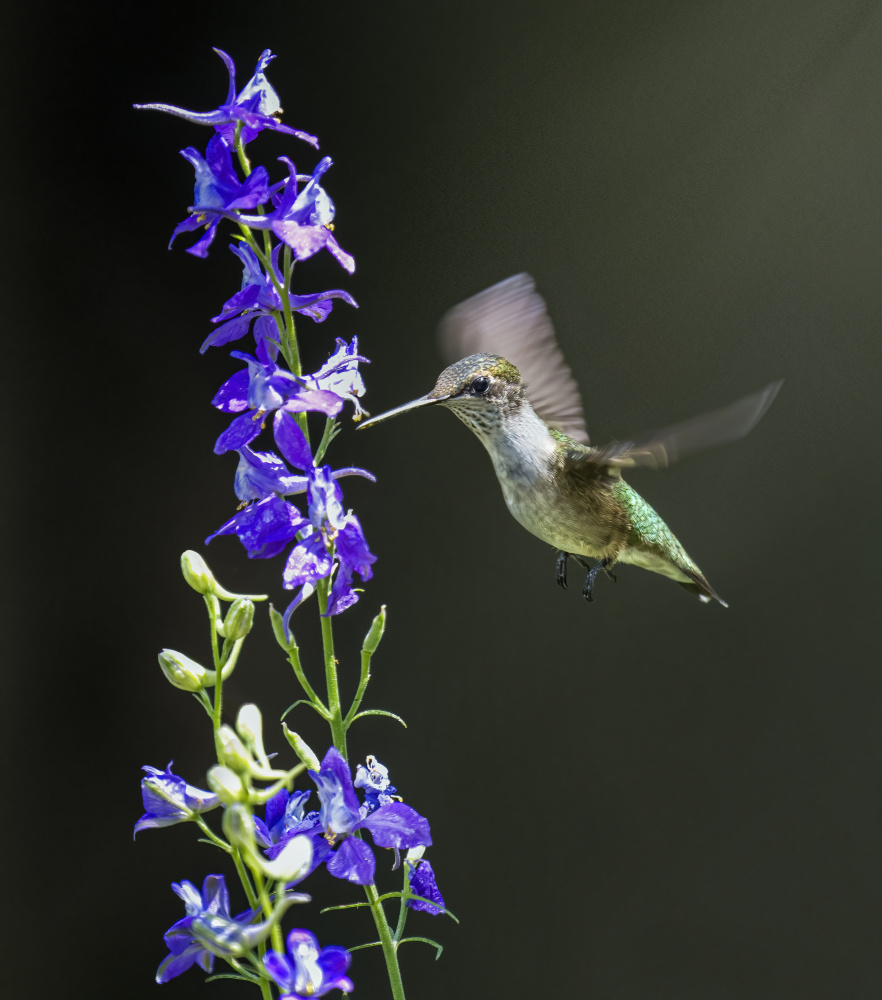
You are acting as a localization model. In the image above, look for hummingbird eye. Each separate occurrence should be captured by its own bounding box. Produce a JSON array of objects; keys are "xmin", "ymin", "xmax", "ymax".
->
[{"xmin": 470, "ymin": 376, "xmax": 491, "ymax": 395}]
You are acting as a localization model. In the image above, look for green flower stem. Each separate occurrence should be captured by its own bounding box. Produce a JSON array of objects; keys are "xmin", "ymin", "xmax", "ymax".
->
[
  {"xmin": 343, "ymin": 607, "xmax": 385, "ymax": 728},
  {"xmin": 253, "ymin": 869, "xmax": 284, "ymax": 955},
  {"xmin": 364, "ymin": 882, "xmax": 406, "ymax": 1000},
  {"xmin": 316, "ymin": 577, "xmax": 346, "ymax": 758},
  {"xmin": 231, "ymin": 844, "xmax": 259, "ymax": 911},
  {"xmin": 287, "ymin": 638, "xmax": 328, "ymax": 716},
  {"xmin": 195, "ymin": 815, "xmax": 232, "ymax": 854},
  {"xmin": 205, "ymin": 595, "xmax": 225, "ymax": 759}
]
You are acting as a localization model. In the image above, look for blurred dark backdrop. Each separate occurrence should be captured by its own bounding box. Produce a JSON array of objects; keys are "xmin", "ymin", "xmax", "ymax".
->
[{"xmin": 5, "ymin": 1, "xmax": 882, "ymax": 997}]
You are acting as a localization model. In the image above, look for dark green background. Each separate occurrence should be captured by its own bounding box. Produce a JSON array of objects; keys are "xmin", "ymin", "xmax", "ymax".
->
[{"xmin": 6, "ymin": 1, "xmax": 882, "ymax": 997}]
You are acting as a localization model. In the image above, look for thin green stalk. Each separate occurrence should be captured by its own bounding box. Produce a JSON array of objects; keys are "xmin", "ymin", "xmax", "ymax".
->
[
  {"xmin": 364, "ymin": 883, "xmax": 406, "ymax": 1000},
  {"xmin": 205, "ymin": 595, "xmax": 225, "ymax": 759},
  {"xmin": 195, "ymin": 815, "xmax": 232, "ymax": 854},
  {"xmin": 253, "ymin": 870, "xmax": 284, "ymax": 955},
  {"xmin": 317, "ymin": 577, "xmax": 346, "ymax": 757},
  {"xmin": 231, "ymin": 845, "xmax": 259, "ymax": 911}
]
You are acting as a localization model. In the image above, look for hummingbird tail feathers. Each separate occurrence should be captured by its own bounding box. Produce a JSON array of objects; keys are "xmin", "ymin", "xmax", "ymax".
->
[{"xmin": 679, "ymin": 569, "xmax": 729, "ymax": 608}]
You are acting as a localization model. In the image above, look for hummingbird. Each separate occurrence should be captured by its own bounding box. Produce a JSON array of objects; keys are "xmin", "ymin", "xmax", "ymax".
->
[{"xmin": 359, "ymin": 274, "xmax": 781, "ymax": 606}]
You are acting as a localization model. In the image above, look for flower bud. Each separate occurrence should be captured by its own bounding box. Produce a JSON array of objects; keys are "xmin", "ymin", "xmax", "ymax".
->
[
  {"xmin": 181, "ymin": 550, "xmax": 217, "ymax": 595},
  {"xmin": 259, "ymin": 834, "xmax": 313, "ymax": 883},
  {"xmin": 158, "ymin": 649, "xmax": 215, "ymax": 692},
  {"xmin": 236, "ymin": 704, "xmax": 267, "ymax": 764},
  {"xmin": 362, "ymin": 605, "xmax": 387, "ymax": 656},
  {"xmin": 207, "ymin": 764, "xmax": 245, "ymax": 804},
  {"xmin": 218, "ymin": 725, "xmax": 254, "ymax": 774},
  {"xmin": 223, "ymin": 802, "xmax": 257, "ymax": 853},
  {"xmin": 223, "ymin": 598, "xmax": 255, "ymax": 640},
  {"xmin": 180, "ymin": 550, "xmax": 269, "ymax": 603},
  {"xmin": 282, "ymin": 726, "xmax": 321, "ymax": 771}
]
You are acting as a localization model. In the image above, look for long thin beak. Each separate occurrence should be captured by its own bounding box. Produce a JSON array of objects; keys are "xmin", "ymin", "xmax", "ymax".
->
[{"xmin": 358, "ymin": 394, "xmax": 448, "ymax": 430}]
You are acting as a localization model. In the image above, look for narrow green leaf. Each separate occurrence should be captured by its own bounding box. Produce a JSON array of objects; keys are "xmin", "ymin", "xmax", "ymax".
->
[
  {"xmin": 351, "ymin": 709, "xmax": 407, "ymax": 728},
  {"xmin": 399, "ymin": 936, "xmax": 444, "ymax": 959},
  {"xmin": 346, "ymin": 941, "xmax": 383, "ymax": 953}
]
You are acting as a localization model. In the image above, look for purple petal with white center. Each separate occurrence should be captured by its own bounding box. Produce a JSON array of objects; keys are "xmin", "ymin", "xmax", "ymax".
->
[
  {"xmin": 273, "ymin": 221, "xmax": 331, "ymax": 261},
  {"xmin": 359, "ymin": 801, "xmax": 432, "ymax": 850},
  {"xmin": 406, "ymin": 859, "xmax": 445, "ymax": 914},
  {"xmin": 200, "ymin": 874, "xmax": 231, "ymax": 916},
  {"xmin": 327, "ymin": 836, "xmax": 376, "ymax": 885},
  {"xmin": 206, "ymin": 495, "xmax": 306, "ymax": 559},
  {"xmin": 311, "ymin": 747, "xmax": 361, "ymax": 833},
  {"xmin": 282, "ymin": 531, "xmax": 332, "ymax": 589},
  {"xmin": 234, "ymin": 447, "xmax": 306, "ymax": 502},
  {"xmin": 212, "ymin": 368, "xmax": 250, "ymax": 412},
  {"xmin": 214, "ymin": 410, "xmax": 265, "ymax": 453},
  {"xmin": 279, "ymin": 391, "xmax": 343, "ymax": 418},
  {"xmin": 274, "ymin": 411, "xmax": 315, "ymax": 470},
  {"xmin": 307, "ymin": 467, "xmax": 347, "ymax": 530}
]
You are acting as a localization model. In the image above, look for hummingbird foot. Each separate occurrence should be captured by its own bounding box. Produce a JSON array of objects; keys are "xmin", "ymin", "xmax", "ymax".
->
[
  {"xmin": 582, "ymin": 559, "xmax": 613, "ymax": 602},
  {"xmin": 556, "ymin": 551, "xmax": 569, "ymax": 589},
  {"xmin": 556, "ymin": 552, "xmax": 595, "ymax": 590}
]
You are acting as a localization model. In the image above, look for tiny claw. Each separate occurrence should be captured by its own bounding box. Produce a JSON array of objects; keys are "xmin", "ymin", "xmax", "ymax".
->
[{"xmin": 556, "ymin": 551, "xmax": 569, "ymax": 589}]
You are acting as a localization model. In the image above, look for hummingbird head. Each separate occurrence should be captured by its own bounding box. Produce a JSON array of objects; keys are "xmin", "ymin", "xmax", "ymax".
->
[{"xmin": 358, "ymin": 353, "xmax": 526, "ymax": 439}]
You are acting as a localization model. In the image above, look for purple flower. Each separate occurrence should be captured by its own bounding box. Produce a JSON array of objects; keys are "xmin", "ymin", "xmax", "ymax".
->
[
  {"xmin": 239, "ymin": 157, "xmax": 355, "ymax": 273},
  {"xmin": 135, "ymin": 48, "xmax": 318, "ymax": 149},
  {"xmin": 155, "ymin": 875, "xmax": 285, "ymax": 983},
  {"xmin": 207, "ymin": 495, "xmax": 307, "ymax": 558},
  {"xmin": 201, "ymin": 244, "xmax": 358, "ymax": 360},
  {"xmin": 170, "ymin": 134, "xmax": 270, "ymax": 257},
  {"xmin": 134, "ymin": 764, "xmax": 219, "ymax": 835},
  {"xmin": 233, "ymin": 446, "xmax": 309, "ymax": 502},
  {"xmin": 268, "ymin": 749, "xmax": 431, "ymax": 887},
  {"xmin": 264, "ymin": 929, "xmax": 353, "ymax": 999},
  {"xmin": 255, "ymin": 789, "xmax": 316, "ymax": 848},
  {"xmin": 406, "ymin": 858, "xmax": 445, "ymax": 915}
]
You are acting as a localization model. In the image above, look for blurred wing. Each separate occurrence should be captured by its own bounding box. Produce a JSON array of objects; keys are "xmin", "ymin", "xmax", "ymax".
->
[
  {"xmin": 570, "ymin": 381, "xmax": 783, "ymax": 471},
  {"xmin": 438, "ymin": 273, "xmax": 590, "ymax": 444}
]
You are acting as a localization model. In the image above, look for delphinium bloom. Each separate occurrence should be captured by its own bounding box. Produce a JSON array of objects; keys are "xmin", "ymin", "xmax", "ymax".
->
[
  {"xmin": 156, "ymin": 875, "xmax": 305, "ymax": 983},
  {"xmin": 265, "ymin": 748, "xmax": 432, "ymax": 885},
  {"xmin": 135, "ymin": 48, "xmax": 318, "ymax": 148},
  {"xmin": 135, "ymin": 764, "xmax": 219, "ymax": 834},
  {"xmin": 201, "ymin": 243, "xmax": 357, "ymax": 360},
  {"xmin": 264, "ymin": 929, "xmax": 353, "ymax": 998}
]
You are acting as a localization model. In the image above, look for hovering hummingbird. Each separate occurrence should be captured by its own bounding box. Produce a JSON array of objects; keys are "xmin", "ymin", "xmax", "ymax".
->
[{"xmin": 359, "ymin": 274, "xmax": 781, "ymax": 606}]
